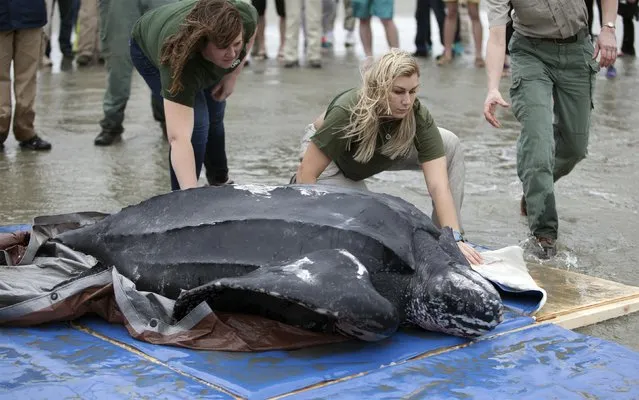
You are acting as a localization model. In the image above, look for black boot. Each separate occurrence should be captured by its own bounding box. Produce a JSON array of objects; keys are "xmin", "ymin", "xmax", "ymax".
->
[
  {"xmin": 94, "ymin": 130, "xmax": 121, "ymax": 146},
  {"xmin": 19, "ymin": 135, "xmax": 52, "ymax": 151}
]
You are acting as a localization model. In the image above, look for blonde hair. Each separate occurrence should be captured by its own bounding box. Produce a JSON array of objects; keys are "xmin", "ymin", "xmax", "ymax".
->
[{"xmin": 342, "ymin": 49, "xmax": 420, "ymax": 163}]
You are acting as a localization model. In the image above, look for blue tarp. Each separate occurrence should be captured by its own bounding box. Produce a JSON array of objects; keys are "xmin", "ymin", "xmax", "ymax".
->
[
  {"xmin": 2, "ymin": 223, "xmax": 639, "ymax": 399},
  {"xmin": 288, "ymin": 324, "xmax": 639, "ymax": 400},
  {"xmin": 0, "ymin": 324, "xmax": 230, "ymax": 399}
]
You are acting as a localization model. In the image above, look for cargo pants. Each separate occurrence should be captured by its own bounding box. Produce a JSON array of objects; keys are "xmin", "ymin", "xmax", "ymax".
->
[
  {"xmin": 98, "ymin": 0, "xmax": 174, "ymax": 135},
  {"xmin": 509, "ymin": 29, "xmax": 599, "ymax": 240}
]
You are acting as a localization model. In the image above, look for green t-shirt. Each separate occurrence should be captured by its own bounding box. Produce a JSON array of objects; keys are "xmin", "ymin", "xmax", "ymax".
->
[
  {"xmin": 131, "ymin": 0, "xmax": 257, "ymax": 107},
  {"xmin": 311, "ymin": 89, "xmax": 445, "ymax": 181}
]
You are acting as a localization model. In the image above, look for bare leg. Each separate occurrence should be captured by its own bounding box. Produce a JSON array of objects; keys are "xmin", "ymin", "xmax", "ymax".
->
[
  {"xmin": 380, "ymin": 18, "xmax": 399, "ymax": 49},
  {"xmin": 438, "ymin": 2, "xmax": 458, "ymax": 65},
  {"xmin": 359, "ymin": 17, "xmax": 373, "ymax": 57},
  {"xmin": 467, "ymin": 3, "xmax": 484, "ymax": 67},
  {"xmin": 257, "ymin": 15, "xmax": 266, "ymax": 56}
]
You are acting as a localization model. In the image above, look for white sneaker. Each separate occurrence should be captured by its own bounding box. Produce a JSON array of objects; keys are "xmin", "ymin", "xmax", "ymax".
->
[{"xmin": 345, "ymin": 31, "xmax": 356, "ymax": 47}]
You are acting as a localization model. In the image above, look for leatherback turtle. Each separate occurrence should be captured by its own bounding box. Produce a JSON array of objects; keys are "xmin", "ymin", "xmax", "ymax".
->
[{"xmin": 56, "ymin": 184, "xmax": 503, "ymax": 341}]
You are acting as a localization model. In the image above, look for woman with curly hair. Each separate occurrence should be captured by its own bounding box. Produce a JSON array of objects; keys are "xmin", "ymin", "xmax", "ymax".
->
[
  {"xmin": 293, "ymin": 49, "xmax": 482, "ymax": 265},
  {"xmin": 130, "ymin": 0, "xmax": 257, "ymax": 190}
]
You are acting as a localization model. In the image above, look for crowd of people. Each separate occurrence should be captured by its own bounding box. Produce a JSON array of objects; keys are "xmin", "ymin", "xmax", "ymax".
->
[{"xmin": 0, "ymin": 0, "xmax": 635, "ymax": 261}]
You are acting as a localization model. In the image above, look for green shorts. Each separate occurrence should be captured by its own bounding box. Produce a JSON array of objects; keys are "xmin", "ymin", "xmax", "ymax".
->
[{"xmin": 352, "ymin": 0, "xmax": 394, "ymax": 19}]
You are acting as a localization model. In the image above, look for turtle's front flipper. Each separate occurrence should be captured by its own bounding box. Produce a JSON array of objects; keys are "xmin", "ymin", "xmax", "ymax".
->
[{"xmin": 173, "ymin": 249, "xmax": 399, "ymax": 341}]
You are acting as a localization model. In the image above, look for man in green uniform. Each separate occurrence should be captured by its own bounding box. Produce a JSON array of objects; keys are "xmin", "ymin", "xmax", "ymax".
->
[
  {"xmin": 94, "ymin": 0, "xmax": 176, "ymax": 146},
  {"xmin": 482, "ymin": 0, "xmax": 618, "ymax": 258}
]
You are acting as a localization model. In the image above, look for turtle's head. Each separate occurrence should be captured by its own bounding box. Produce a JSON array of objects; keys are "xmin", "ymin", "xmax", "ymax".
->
[{"xmin": 406, "ymin": 229, "xmax": 503, "ymax": 338}]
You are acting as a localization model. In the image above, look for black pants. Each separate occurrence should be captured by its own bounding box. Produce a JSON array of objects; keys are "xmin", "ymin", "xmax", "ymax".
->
[
  {"xmin": 45, "ymin": 0, "xmax": 78, "ymax": 57},
  {"xmin": 414, "ymin": 0, "xmax": 460, "ymax": 50},
  {"xmin": 251, "ymin": 0, "xmax": 285, "ymax": 17}
]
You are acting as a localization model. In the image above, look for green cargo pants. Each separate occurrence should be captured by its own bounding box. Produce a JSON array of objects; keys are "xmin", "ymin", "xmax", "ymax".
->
[
  {"xmin": 98, "ymin": 0, "xmax": 175, "ymax": 134},
  {"xmin": 509, "ymin": 29, "xmax": 600, "ymax": 240}
]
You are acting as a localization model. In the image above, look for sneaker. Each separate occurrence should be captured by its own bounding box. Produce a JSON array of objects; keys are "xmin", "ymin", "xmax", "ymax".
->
[
  {"xmin": 345, "ymin": 31, "xmax": 356, "ymax": 48},
  {"xmin": 536, "ymin": 236, "xmax": 557, "ymax": 259},
  {"xmin": 284, "ymin": 60, "xmax": 300, "ymax": 68},
  {"xmin": 412, "ymin": 48, "xmax": 430, "ymax": 58},
  {"xmin": 520, "ymin": 195, "xmax": 527, "ymax": 216},
  {"xmin": 321, "ymin": 36, "xmax": 333, "ymax": 49},
  {"xmin": 452, "ymin": 41, "xmax": 464, "ymax": 56},
  {"xmin": 19, "ymin": 135, "xmax": 52, "ymax": 151},
  {"xmin": 76, "ymin": 54, "xmax": 92, "ymax": 66},
  {"xmin": 308, "ymin": 60, "xmax": 322, "ymax": 69},
  {"xmin": 94, "ymin": 130, "xmax": 122, "ymax": 146},
  {"xmin": 606, "ymin": 65, "xmax": 617, "ymax": 79}
]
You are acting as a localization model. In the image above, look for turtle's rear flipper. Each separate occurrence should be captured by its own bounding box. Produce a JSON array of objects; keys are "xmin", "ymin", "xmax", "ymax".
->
[{"xmin": 173, "ymin": 249, "xmax": 399, "ymax": 341}]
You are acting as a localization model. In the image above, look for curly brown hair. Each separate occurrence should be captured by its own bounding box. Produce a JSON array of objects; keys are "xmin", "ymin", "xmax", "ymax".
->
[{"xmin": 160, "ymin": 0, "xmax": 243, "ymax": 96}]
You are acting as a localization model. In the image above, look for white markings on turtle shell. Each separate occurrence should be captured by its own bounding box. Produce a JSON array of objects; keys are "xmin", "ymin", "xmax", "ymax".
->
[
  {"xmin": 282, "ymin": 257, "xmax": 315, "ymax": 284},
  {"xmin": 233, "ymin": 184, "xmax": 277, "ymax": 197},
  {"xmin": 338, "ymin": 249, "xmax": 368, "ymax": 279},
  {"xmin": 296, "ymin": 187, "xmax": 330, "ymax": 196}
]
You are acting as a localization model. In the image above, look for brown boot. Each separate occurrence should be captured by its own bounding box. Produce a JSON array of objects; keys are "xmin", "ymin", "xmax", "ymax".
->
[
  {"xmin": 536, "ymin": 236, "xmax": 557, "ymax": 259},
  {"xmin": 520, "ymin": 195, "xmax": 527, "ymax": 216}
]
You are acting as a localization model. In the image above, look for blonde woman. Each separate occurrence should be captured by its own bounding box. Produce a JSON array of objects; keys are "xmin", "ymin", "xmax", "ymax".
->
[{"xmin": 293, "ymin": 49, "xmax": 482, "ymax": 265}]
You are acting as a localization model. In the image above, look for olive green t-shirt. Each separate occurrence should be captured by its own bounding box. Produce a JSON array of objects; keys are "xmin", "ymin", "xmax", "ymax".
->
[
  {"xmin": 311, "ymin": 89, "xmax": 445, "ymax": 181},
  {"xmin": 131, "ymin": 0, "xmax": 257, "ymax": 107}
]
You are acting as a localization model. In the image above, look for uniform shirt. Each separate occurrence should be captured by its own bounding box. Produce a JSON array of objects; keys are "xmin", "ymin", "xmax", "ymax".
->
[
  {"xmin": 131, "ymin": 0, "xmax": 257, "ymax": 107},
  {"xmin": 485, "ymin": 0, "xmax": 588, "ymax": 39},
  {"xmin": 311, "ymin": 89, "xmax": 445, "ymax": 182}
]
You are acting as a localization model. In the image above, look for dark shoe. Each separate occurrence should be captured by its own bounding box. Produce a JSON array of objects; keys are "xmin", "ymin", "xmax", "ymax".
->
[
  {"xmin": 520, "ymin": 195, "xmax": 527, "ymax": 216},
  {"xmin": 94, "ymin": 130, "xmax": 121, "ymax": 146},
  {"xmin": 76, "ymin": 54, "xmax": 92, "ymax": 66},
  {"xmin": 308, "ymin": 60, "xmax": 322, "ymax": 69},
  {"xmin": 0, "ymin": 142, "xmax": 4, "ymax": 151},
  {"xmin": 412, "ymin": 49, "xmax": 430, "ymax": 58},
  {"xmin": 208, "ymin": 177, "xmax": 235, "ymax": 187},
  {"xmin": 536, "ymin": 236, "xmax": 557, "ymax": 259},
  {"xmin": 284, "ymin": 60, "xmax": 300, "ymax": 68},
  {"xmin": 19, "ymin": 135, "xmax": 52, "ymax": 151}
]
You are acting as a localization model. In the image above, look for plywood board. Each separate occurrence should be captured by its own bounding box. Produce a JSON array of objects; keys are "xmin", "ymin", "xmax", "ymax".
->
[{"xmin": 529, "ymin": 265, "xmax": 639, "ymax": 328}]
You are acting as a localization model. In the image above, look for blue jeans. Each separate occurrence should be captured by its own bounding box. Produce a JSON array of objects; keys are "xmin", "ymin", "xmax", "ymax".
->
[{"xmin": 130, "ymin": 38, "xmax": 227, "ymax": 190}]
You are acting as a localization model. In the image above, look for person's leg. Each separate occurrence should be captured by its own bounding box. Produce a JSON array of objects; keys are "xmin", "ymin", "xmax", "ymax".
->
[
  {"xmin": 352, "ymin": 0, "xmax": 373, "ymax": 56},
  {"xmin": 283, "ymin": 0, "xmax": 301, "ymax": 66},
  {"xmin": 203, "ymin": 94, "xmax": 230, "ymax": 185},
  {"xmin": 414, "ymin": 0, "xmax": 432, "ymax": 56},
  {"xmin": 466, "ymin": 2, "xmax": 483, "ymax": 66},
  {"xmin": 552, "ymin": 38, "xmax": 597, "ymax": 184},
  {"xmin": 438, "ymin": 1, "xmax": 457, "ymax": 64},
  {"xmin": 509, "ymin": 35, "xmax": 557, "ymax": 244},
  {"xmin": 251, "ymin": 0, "xmax": 267, "ymax": 56},
  {"xmin": 430, "ymin": 0, "xmax": 446, "ymax": 46},
  {"xmin": 96, "ymin": 0, "xmax": 136, "ymax": 144},
  {"xmin": 276, "ymin": 0, "xmax": 286, "ymax": 57},
  {"xmin": 76, "ymin": 0, "xmax": 99, "ymax": 65},
  {"xmin": 374, "ymin": 0, "xmax": 398, "ymax": 50},
  {"xmin": 321, "ymin": 0, "xmax": 337, "ymax": 47},
  {"xmin": 296, "ymin": 123, "xmax": 367, "ymax": 190},
  {"xmin": 621, "ymin": 15, "xmax": 635, "ymax": 55},
  {"xmin": 0, "ymin": 31, "xmax": 14, "ymax": 146},
  {"xmin": 13, "ymin": 28, "xmax": 50, "ymax": 149},
  {"xmin": 343, "ymin": 0, "xmax": 356, "ymax": 32},
  {"xmin": 305, "ymin": 0, "xmax": 323, "ymax": 65},
  {"xmin": 57, "ymin": 0, "xmax": 75, "ymax": 58}
]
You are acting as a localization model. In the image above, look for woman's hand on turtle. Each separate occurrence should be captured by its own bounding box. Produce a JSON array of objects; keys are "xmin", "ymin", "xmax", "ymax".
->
[{"xmin": 457, "ymin": 241, "xmax": 483, "ymax": 265}]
